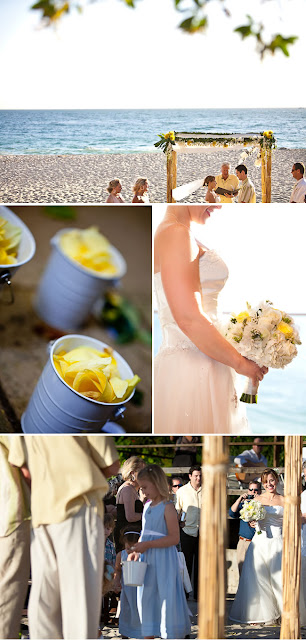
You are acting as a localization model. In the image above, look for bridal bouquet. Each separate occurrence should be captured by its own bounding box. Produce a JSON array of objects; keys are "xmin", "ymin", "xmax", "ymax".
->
[
  {"xmin": 224, "ymin": 300, "xmax": 301, "ymax": 403},
  {"xmin": 240, "ymin": 499, "xmax": 266, "ymax": 534}
]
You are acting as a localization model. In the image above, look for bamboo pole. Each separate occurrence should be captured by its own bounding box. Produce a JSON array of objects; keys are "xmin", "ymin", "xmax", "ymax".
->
[
  {"xmin": 280, "ymin": 435, "xmax": 302, "ymax": 639},
  {"xmin": 166, "ymin": 149, "xmax": 177, "ymax": 203},
  {"xmin": 198, "ymin": 436, "xmax": 229, "ymax": 639},
  {"xmin": 261, "ymin": 146, "xmax": 267, "ymax": 203},
  {"xmin": 266, "ymin": 147, "xmax": 272, "ymax": 203}
]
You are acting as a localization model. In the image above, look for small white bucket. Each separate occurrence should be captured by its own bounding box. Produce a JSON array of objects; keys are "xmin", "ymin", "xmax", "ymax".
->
[
  {"xmin": 21, "ymin": 334, "xmax": 135, "ymax": 434},
  {"xmin": 0, "ymin": 206, "xmax": 36, "ymax": 303},
  {"xmin": 35, "ymin": 228, "xmax": 127, "ymax": 330},
  {"xmin": 122, "ymin": 561, "xmax": 148, "ymax": 587}
]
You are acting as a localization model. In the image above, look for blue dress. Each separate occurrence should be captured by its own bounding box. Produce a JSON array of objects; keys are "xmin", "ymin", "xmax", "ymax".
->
[
  {"xmin": 119, "ymin": 549, "xmax": 142, "ymax": 638},
  {"xmin": 138, "ymin": 500, "xmax": 191, "ymax": 639}
]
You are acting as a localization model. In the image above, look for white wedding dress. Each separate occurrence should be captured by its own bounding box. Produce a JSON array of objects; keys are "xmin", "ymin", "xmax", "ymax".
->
[
  {"xmin": 230, "ymin": 505, "xmax": 306, "ymax": 625},
  {"xmin": 154, "ymin": 248, "xmax": 248, "ymax": 433}
]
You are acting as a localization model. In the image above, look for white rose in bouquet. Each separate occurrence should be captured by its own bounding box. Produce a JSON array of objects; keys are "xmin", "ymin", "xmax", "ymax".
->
[{"xmin": 224, "ymin": 300, "xmax": 301, "ymax": 403}]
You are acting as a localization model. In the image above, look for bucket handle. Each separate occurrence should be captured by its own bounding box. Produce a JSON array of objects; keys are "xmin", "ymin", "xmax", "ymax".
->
[{"xmin": 0, "ymin": 270, "xmax": 14, "ymax": 305}]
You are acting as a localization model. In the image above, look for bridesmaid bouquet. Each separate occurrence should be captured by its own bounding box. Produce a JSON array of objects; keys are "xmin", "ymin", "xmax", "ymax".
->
[
  {"xmin": 224, "ymin": 300, "xmax": 301, "ymax": 403},
  {"xmin": 240, "ymin": 499, "xmax": 266, "ymax": 534}
]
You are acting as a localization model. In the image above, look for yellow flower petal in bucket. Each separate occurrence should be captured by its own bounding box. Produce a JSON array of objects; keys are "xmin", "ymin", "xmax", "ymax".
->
[
  {"xmin": 0, "ymin": 216, "xmax": 22, "ymax": 265},
  {"xmin": 109, "ymin": 377, "xmax": 128, "ymax": 399},
  {"xmin": 59, "ymin": 227, "xmax": 119, "ymax": 276},
  {"xmin": 277, "ymin": 321, "xmax": 293, "ymax": 337},
  {"xmin": 53, "ymin": 346, "xmax": 140, "ymax": 403}
]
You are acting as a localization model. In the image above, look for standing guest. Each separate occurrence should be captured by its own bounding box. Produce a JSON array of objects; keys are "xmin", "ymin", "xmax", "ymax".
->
[
  {"xmin": 203, "ymin": 175, "xmax": 220, "ymax": 203},
  {"xmin": 290, "ymin": 163, "xmax": 306, "ymax": 202},
  {"xmin": 235, "ymin": 164, "xmax": 256, "ymax": 203},
  {"xmin": 106, "ymin": 179, "xmax": 125, "ymax": 203},
  {"xmin": 101, "ymin": 513, "xmax": 117, "ymax": 628},
  {"xmin": 0, "ymin": 436, "xmax": 31, "ymax": 640},
  {"xmin": 113, "ymin": 528, "xmax": 142, "ymax": 639},
  {"xmin": 132, "ymin": 178, "xmax": 150, "ymax": 203},
  {"xmin": 301, "ymin": 461, "xmax": 306, "ymax": 555},
  {"xmin": 129, "ymin": 464, "xmax": 191, "ymax": 639},
  {"xmin": 114, "ymin": 456, "xmax": 145, "ymax": 551},
  {"xmin": 172, "ymin": 436, "xmax": 200, "ymax": 470},
  {"xmin": 170, "ymin": 476, "xmax": 184, "ymax": 506},
  {"xmin": 229, "ymin": 480, "xmax": 261, "ymax": 575},
  {"xmin": 175, "ymin": 464, "xmax": 202, "ymax": 600},
  {"xmin": 215, "ymin": 162, "xmax": 239, "ymax": 203},
  {"xmin": 8, "ymin": 435, "xmax": 120, "ymax": 640}
]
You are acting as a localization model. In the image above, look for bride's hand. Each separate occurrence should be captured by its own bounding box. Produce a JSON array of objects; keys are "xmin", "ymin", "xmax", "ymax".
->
[{"xmin": 235, "ymin": 356, "xmax": 268, "ymax": 386}]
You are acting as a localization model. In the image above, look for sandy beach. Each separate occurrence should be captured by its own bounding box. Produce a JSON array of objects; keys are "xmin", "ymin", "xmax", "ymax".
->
[{"xmin": 0, "ymin": 149, "xmax": 305, "ymax": 203}]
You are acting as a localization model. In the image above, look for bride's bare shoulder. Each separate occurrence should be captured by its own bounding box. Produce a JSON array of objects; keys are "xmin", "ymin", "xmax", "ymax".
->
[{"xmin": 155, "ymin": 221, "xmax": 190, "ymax": 245}]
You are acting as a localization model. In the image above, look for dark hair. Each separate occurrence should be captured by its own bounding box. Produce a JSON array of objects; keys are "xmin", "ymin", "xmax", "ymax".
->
[
  {"xmin": 119, "ymin": 525, "xmax": 141, "ymax": 546},
  {"xmin": 236, "ymin": 164, "xmax": 248, "ymax": 174},
  {"xmin": 104, "ymin": 513, "xmax": 115, "ymax": 529},
  {"xmin": 293, "ymin": 162, "xmax": 305, "ymax": 175},
  {"xmin": 203, "ymin": 175, "xmax": 215, "ymax": 186},
  {"xmin": 248, "ymin": 480, "xmax": 261, "ymax": 490},
  {"xmin": 189, "ymin": 464, "xmax": 201, "ymax": 476}
]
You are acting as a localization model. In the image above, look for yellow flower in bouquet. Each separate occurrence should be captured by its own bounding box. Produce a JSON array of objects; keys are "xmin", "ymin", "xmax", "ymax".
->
[
  {"xmin": 0, "ymin": 216, "xmax": 22, "ymax": 265},
  {"xmin": 59, "ymin": 227, "xmax": 118, "ymax": 276},
  {"xmin": 263, "ymin": 130, "xmax": 273, "ymax": 139},
  {"xmin": 236, "ymin": 311, "xmax": 250, "ymax": 324},
  {"xmin": 277, "ymin": 321, "xmax": 293, "ymax": 337},
  {"xmin": 53, "ymin": 345, "xmax": 140, "ymax": 403}
]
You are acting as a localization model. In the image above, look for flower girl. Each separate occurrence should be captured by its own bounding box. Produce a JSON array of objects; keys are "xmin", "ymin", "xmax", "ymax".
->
[{"xmin": 129, "ymin": 464, "xmax": 191, "ymax": 639}]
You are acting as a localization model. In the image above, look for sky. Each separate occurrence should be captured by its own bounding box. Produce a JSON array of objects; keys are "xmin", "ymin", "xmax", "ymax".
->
[
  {"xmin": 0, "ymin": 0, "xmax": 305, "ymax": 109},
  {"xmin": 152, "ymin": 203, "xmax": 306, "ymax": 314}
]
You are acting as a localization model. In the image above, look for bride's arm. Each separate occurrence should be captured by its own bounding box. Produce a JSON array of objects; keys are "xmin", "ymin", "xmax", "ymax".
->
[{"xmin": 158, "ymin": 225, "xmax": 266, "ymax": 384}]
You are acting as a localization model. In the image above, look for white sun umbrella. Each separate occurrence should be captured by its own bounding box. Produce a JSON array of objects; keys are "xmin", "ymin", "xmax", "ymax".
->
[{"xmin": 172, "ymin": 177, "xmax": 204, "ymax": 201}]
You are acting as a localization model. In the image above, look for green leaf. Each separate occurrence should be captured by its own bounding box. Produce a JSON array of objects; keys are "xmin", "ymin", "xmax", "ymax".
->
[
  {"xmin": 179, "ymin": 15, "xmax": 207, "ymax": 33},
  {"xmin": 234, "ymin": 24, "xmax": 253, "ymax": 39}
]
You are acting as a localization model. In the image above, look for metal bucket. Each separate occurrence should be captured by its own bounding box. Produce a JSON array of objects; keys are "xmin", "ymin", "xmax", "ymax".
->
[
  {"xmin": 0, "ymin": 206, "xmax": 36, "ymax": 304},
  {"xmin": 21, "ymin": 334, "xmax": 135, "ymax": 434},
  {"xmin": 122, "ymin": 561, "xmax": 148, "ymax": 587},
  {"xmin": 35, "ymin": 228, "xmax": 126, "ymax": 330}
]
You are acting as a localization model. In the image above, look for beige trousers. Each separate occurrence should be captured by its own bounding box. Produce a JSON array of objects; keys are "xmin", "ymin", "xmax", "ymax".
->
[
  {"xmin": 237, "ymin": 537, "xmax": 252, "ymax": 575},
  {"xmin": 0, "ymin": 520, "xmax": 31, "ymax": 639},
  {"xmin": 29, "ymin": 504, "xmax": 104, "ymax": 639}
]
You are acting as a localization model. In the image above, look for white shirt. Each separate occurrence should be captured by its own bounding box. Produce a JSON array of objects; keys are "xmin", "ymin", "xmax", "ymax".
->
[
  {"xmin": 290, "ymin": 177, "xmax": 306, "ymax": 203},
  {"xmin": 234, "ymin": 449, "xmax": 268, "ymax": 467},
  {"xmin": 175, "ymin": 481, "xmax": 202, "ymax": 537}
]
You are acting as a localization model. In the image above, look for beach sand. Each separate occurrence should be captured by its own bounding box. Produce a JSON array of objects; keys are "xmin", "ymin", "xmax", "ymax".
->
[{"xmin": 0, "ymin": 149, "xmax": 305, "ymax": 203}]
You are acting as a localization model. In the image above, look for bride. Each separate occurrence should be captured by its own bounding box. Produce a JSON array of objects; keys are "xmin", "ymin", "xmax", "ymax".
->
[
  {"xmin": 230, "ymin": 468, "xmax": 284, "ymax": 624},
  {"xmin": 154, "ymin": 205, "xmax": 267, "ymax": 433},
  {"xmin": 230, "ymin": 468, "xmax": 306, "ymax": 625}
]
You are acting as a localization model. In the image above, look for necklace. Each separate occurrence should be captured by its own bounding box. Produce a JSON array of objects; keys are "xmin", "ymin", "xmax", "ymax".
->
[{"xmin": 167, "ymin": 214, "xmax": 191, "ymax": 232}]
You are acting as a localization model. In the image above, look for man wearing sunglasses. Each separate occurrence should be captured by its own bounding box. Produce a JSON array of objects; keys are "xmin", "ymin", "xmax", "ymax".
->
[{"xmin": 229, "ymin": 481, "xmax": 262, "ymax": 575}]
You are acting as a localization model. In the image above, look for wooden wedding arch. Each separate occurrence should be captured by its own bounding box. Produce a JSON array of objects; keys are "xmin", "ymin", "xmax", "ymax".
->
[
  {"xmin": 199, "ymin": 435, "xmax": 302, "ymax": 639},
  {"xmin": 155, "ymin": 131, "xmax": 276, "ymax": 203}
]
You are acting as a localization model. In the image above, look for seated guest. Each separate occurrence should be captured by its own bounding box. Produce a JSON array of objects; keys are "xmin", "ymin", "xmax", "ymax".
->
[
  {"xmin": 106, "ymin": 179, "xmax": 125, "ymax": 203},
  {"xmin": 203, "ymin": 175, "xmax": 220, "ymax": 203},
  {"xmin": 132, "ymin": 178, "xmax": 149, "ymax": 203},
  {"xmin": 235, "ymin": 164, "xmax": 256, "ymax": 203}
]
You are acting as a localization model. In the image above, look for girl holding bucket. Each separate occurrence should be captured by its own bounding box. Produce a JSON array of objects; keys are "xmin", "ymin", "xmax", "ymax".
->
[
  {"xmin": 129, "ymin": 464, "xmax": 191, "ymax": 639},
  {"xmin": 113, "ymin": 527, "xmax": 142, "ymax": 639}
]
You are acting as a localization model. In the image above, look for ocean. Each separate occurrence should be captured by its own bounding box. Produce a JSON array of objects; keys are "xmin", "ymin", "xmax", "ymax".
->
[
  {"xmin": 153, "ymin": 313, "xmax": 306, "ymax": 434},
  {"xmin": 0, "ymin": 108, "xmax": 305, "ymax": 154}
]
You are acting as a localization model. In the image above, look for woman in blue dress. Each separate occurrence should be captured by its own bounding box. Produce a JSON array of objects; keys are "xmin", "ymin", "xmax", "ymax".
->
[{"xmin": 129, "ymin": 464, "xmax": 191, "ymax": 639}]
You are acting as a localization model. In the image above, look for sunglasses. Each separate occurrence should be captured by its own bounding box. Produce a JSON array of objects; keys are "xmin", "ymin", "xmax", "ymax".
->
[
  {"xmin": 249, "ymin": 488, "xmax": 260, "ymax": 493},
  {"xmin": 173, "ymin": 484, "xmax": 182, "ymax": 488}
]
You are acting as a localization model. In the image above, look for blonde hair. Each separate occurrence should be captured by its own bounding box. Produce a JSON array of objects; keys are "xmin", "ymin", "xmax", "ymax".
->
[
  {"xmin": 261, "ymin": 468, "xmax": 279, "ymax": 484},
  {"xmin": 121, "ymin": 456, "xmax": 145, "ymax": 481},
  {"xmin": 137, "ymin": 464, "xmax": 170, "ymax": 501},
  {"xmin": 133, "ymin": 178, "xmax": 148, "ymax": 194},
  {"xmin": 107, "ymin": 179, "xmax": 121, "ymax": 194}
]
